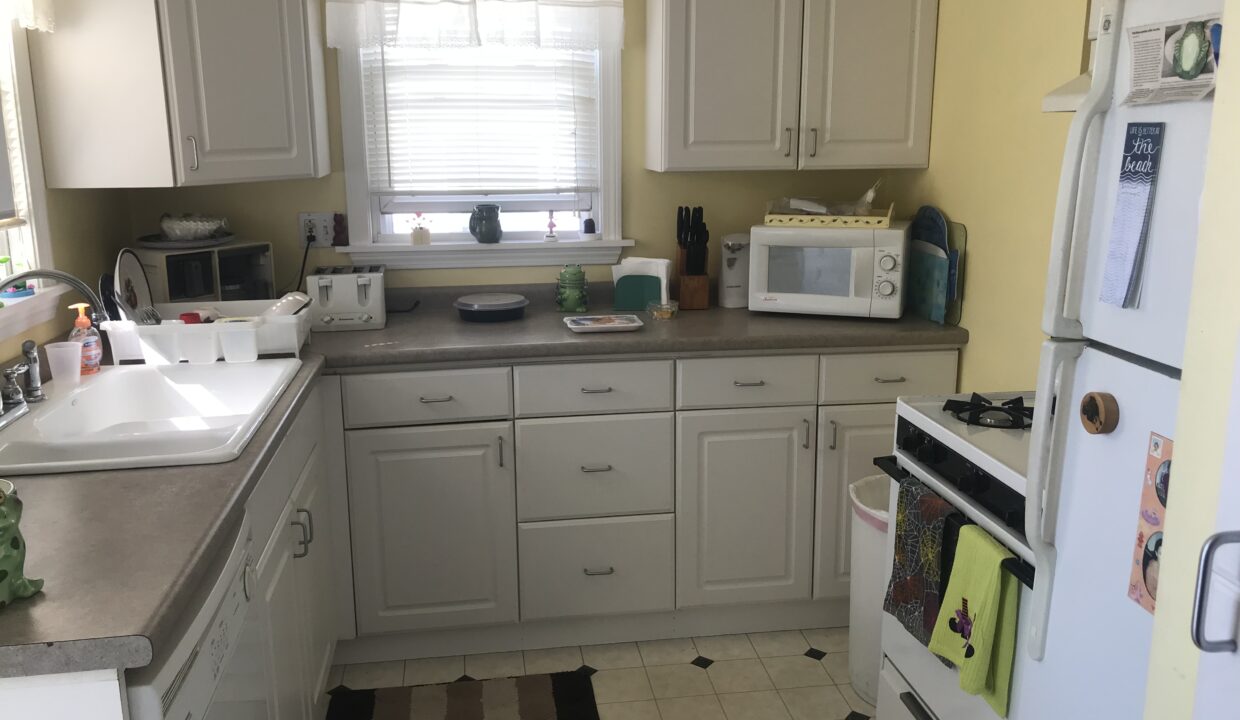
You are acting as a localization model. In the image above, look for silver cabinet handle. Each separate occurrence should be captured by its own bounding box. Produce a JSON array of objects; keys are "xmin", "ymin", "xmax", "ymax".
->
[
  {"xmin": 784, "ymin": 127, "xmax": 792, "ymax": 157},
  {"xmin": 899, "ymin": 692, "xmax": 934, "ymax": 720},
  {"xmin": 242, "ymin": 559, "xmax": 253, "ymax": 601},
  {"xmin": 733, "ymin": 380, "xmax": 766, "ymax": 388},
  {"xmin": 828, "ymin": 419, "xmax": 838, "ymax": 450},
  {"xmin": 291, "ymin": 518, "xmax": 309, "ymax": 558},
  {"xmin": 419, "ymin": 395, "xmax": 454, "ymax": 404},
  {"xmin": 298, "ymin": 508, "xmax": 315, "ymax": 545},
  {"xmin": 581, "ymin": 464, "xmax": 614, "ymax": 473},
  {"xmin": 1192, "ymin": 530, "xmax": 1240, "ymax": 652},
  {"xmin": 581, "ymin": 386, "xmax": 613, "ymax": 394},
  {"xmin": 810, "ymin": 128, "xmax": 819, "ymax": 158},
  {"xmin": 187, "ymin": 135, "xmax": 200, "ymax": 171},
  {"xmin": 583, "ymin": 567, "xmax": 615, "ymax": 576},
  {"xmin": 874, "ymin": 376, "xmax": 908, "ymax": 384},
  {"xmin": 497, "ymin": 436, "xmax": 505, "ymax": 468},
  {"xmin": 802, "ymin": 418, "xmax": 811, "ymax": 449}
]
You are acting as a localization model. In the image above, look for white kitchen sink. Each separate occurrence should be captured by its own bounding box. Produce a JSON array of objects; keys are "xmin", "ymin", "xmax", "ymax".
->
[{"xmin": 0, "ymin": 359, "xmax": 301, "ymax": 475}]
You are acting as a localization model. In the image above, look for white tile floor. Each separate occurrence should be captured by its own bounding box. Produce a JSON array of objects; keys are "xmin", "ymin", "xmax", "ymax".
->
[{"xmin": 328, "ymin": 627, "xmax": 873, "ymax": 720}]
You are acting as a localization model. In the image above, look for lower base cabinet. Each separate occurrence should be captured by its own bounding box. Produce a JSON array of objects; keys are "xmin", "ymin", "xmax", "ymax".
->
[
  {"xmin": 518, "ymin": 514, "xmax": 675, "ymax": 620},
  {"xmin": 676, "ymin": 407, "xmax": 817, "ymax": 607},
  {"xmin": 814, "ymin": 404, "xmax": 899, "ymax": 599},
  {"xmin": 347, "ymin": 422, "xmax": 518, "ymax": 634}
]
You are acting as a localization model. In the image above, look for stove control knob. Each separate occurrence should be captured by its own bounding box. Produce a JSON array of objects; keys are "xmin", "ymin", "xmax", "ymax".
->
[
  {"xmin": 321, "ymin": 315, "xmax": 335, "ymax": 325},
  {"xmin": 1002, "ymin": 508, "xmax": 1025, "ymax": 528},
  {"xmin": 971, "ymin": 470, "xmax": 991, "ymax": 493},
  {"xmin": 360, "ymin": 313, "xmax": 373, "ymax": 323},
  {"xmin": 915, "ymin": 442, "xmax": 938, "ymax": 463},
  {"xmin": 899, "ymin": 431, "xmax": 924, "ymax": 453},
  {"xmin": 877, "ymin": 281, "xmax": 896, "ymax": 297},
  {"xmin": 879, "ymin": 255, "xmax": 898, "ymax": 271}
]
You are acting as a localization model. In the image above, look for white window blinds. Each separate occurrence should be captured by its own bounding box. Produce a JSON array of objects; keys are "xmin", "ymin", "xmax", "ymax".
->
[{"xmin": 361, "ymin": 44, "xmax": 600, "ymax": 196}]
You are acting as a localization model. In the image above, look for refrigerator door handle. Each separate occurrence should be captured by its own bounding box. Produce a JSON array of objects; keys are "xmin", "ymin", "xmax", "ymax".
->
[
  {"xmin": 1042, "ymin": 0, "xmax": 1124, "ymax": 338},
  {"xmin": 1025, "ymin": 340, "xmax": 1085, "ymax": 661},
  {"xmin": 1191, "ymin": 531, "xmax": 1240, "ymax": 653}
]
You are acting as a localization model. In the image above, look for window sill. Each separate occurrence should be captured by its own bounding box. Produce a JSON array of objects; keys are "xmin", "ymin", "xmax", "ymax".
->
[
  {"xmin": 0, "ymin": 284, "xmax": 72, "ymax": 341},
  {"xmin": 337, "ymin": 238, "xmax": 635, "ymax": 269}
]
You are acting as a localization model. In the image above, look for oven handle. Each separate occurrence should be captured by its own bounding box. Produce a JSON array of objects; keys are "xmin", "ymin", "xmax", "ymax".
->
[
  {"xmin": 899, "ymin": 692, "xmax": 935, "ymax": 720},
  {"xmin": 1024, "ymin": 340, "xmax": 1084, "ymax": 661}
]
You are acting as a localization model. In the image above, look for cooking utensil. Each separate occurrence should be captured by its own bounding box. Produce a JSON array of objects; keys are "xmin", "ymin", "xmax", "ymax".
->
[
  {"xmin": 97, "ymin": 273, "xmax": 122, "ymax": 322},
  {"xmin": 134, "ymin": 305, "xmax": 162, "ymax": 326},
  {"xmin": 114, "ymin": 248, "xmax": 154, "ymax": 321}
]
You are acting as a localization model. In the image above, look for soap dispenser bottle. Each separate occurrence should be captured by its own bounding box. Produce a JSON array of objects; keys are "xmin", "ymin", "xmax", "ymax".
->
[{"xmin": 68, "ymin": 303, "xmax": 102, "ymax": 375}]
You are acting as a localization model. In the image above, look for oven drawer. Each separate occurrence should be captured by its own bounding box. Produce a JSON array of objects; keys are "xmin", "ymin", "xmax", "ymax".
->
[
  {"xmin": 518, "ymin": 515, "xmax": 675, "ymax": 620},
  {"xmin": 342, "ymin": 368, "xmax": 512, "ymax": 428},
  {"xmin": 516, "ymin": 413, "xmax": 674, "ymax": 521},
  {"xmin": 515, "ymin": 361, "xmax": 674, "ymax": 417},
  {"xmin": 819, "ymin": 351, "xmax": 958, "ymax": 405},
  {"xmin": 877, "ymin": 658, "xmax": 938, "ymax": 720},
  {"xmin": 677, "ymin": 355, "xmax": 818, "ymax": 409}
]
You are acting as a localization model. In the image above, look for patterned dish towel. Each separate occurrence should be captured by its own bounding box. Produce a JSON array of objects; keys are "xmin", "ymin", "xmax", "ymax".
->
[{"xmin": 883, "ymin": 477, "xmax": 958, "ymax": 646}]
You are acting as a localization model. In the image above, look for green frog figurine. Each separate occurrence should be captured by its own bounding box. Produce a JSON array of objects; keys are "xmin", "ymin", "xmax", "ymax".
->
[
  {"xmin": 0, "ymin": 479, "xmax": 43, "ymax": 609},
  {"xmin": 556, "ymin": 264, "xmax": 588, "ymax": 313}
]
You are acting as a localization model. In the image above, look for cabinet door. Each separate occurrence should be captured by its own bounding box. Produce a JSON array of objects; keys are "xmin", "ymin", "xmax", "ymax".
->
[
  {"xmin": 650, "ymin": 0, "xmax": 804, "ymax": 170},
  {"xmin": 677, "ymin": 407, "xmax": 816, "ymax": 606},
  {"xmin": 347, "ymin": 422, "xmax": 518, "ymax": 634},
  {"xmin": 799, "ymin": 0, "xmax": 938, "ymax": 168},
  {"xmin": 258, "ymin": 509, "xmax": 309, "ymax": 720},
  {"xmin": 814, "ymin": 404, "xmax": 897, "ymax": 599},
  {"xmin": 160, "ymin": 0, "xmax": 317, "ymax": 184},
  {"xmin": 290, "ymin": 444, "xmax": 336, "ymax": 715}
]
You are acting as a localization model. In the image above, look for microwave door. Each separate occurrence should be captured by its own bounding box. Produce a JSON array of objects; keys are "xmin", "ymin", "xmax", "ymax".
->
[{"xmin": 754, "ymin": 241, "xmax": 874, "ymax": 316}]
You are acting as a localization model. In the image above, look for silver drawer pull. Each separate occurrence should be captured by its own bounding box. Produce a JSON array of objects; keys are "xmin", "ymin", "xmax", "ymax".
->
[
  {"xmin": 419, "ymin": 395, "xmax": 455, "ymax": 403},
  {"xmin": 733, "ymin": 380, "xmax": 766, "ymax": 388},
  {"xmin": 873, "ymin": 376, "xmax": 907, "ymax": 384},
  {"xmin": 583, "ymin": 567, "xmax": 615, "ymax": 576},
  {"xmin": 581, "ymin": 464, "xmax": 614, "ymax": 473},
  {"xmin": 581, "ymin": 386, "xmax": 613, "ymax": 394}
]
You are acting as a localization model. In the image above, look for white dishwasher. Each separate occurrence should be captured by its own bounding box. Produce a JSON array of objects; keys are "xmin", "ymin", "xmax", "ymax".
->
[{"xmin": 127, "ymin": 518, "xmax": 274, "ymax": 720}]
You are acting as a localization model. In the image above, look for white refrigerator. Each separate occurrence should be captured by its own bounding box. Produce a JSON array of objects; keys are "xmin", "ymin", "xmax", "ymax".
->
[{"xmin": 1021, "ymin": 0, "xmax": 1219, "ymax": 718}]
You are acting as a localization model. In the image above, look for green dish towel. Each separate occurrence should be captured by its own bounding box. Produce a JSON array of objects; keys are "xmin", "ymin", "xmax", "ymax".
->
[{"xmin": 927, "ymin": 525, "xmax": 1019, "ymax": 717}]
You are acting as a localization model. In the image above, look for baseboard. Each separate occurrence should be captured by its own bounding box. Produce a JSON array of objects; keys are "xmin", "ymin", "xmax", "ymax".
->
[{"xmin": 334, "ymin": 599, "xmax": 848, "ymax": 665}]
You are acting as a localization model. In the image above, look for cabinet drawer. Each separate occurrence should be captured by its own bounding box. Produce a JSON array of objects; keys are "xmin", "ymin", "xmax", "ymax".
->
[
  {"xmin": 516, "ymin": 414, "xmax": 674, "ymax": 521},
  {"xmin": 342, "ymin": 368, "xmax": 512, "ymax": 429},
  {"xmin": 818, "ymin": 351, "xmax": 957, "ymax": 405},
  {"xmin": 677, "ymin": 355, "xmax": 818, "ymax": 409},
  {"xmin": 514, "ymin": 361, "xmax": 673, "ymax": 417},
  {"xmin": 519, "ymin": 515, "xmax": 675, "ymax": 620}
]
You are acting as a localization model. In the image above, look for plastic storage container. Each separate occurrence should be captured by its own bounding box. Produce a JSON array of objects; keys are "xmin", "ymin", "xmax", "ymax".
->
[
  {"xmin": 847, "ymin": 474, "xmax": 891, "ymax": 706},
  {"xmin": 180, "ymin": 325, "xmax": 220, "ymax": 365},
  {"xmin": 218, "ymin": 320, "xmax": 259, "ymax": 363}
]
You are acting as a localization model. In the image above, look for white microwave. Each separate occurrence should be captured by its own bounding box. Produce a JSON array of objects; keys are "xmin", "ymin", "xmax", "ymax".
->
[{"xmin": 748, "ymin": 221, "xmax": 908, "ymax": 319}]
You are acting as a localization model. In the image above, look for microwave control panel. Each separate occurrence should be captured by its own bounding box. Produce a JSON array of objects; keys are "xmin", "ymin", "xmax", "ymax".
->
[{"xmin": 873, "ymin": 250, "xmax": 903, "ymax": 301}]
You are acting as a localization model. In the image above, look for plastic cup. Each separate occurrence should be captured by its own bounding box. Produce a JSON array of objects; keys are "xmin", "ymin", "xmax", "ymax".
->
[{"xmin": 45, "ymin": 341, "xmax": 83, "ymax": 387}]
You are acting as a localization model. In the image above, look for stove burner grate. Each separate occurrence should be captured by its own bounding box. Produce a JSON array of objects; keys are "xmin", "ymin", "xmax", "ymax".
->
[{"xmin": 943, "ymin": 393, "xmax": 1034, "ymax": 430}]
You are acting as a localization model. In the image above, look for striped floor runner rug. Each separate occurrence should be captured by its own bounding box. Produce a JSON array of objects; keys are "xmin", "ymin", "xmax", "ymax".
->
[{"xmin": 326, "ymin": 670, "xmax": 599, "ymax": 720}]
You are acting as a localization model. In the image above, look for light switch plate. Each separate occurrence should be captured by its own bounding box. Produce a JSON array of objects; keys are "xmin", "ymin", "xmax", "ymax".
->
[{"xmin": 298, "ymin": 212, "xmax": 337, "ymax": 248}]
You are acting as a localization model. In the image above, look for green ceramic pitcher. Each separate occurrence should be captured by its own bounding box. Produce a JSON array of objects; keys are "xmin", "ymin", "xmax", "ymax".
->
[
  {"xmin": 0, "ymin": 479, "xmax": 43, "ymax": 610},
  {"xmin": 469, "ymin": 204, "xmax": 503, "ymax": 244}
]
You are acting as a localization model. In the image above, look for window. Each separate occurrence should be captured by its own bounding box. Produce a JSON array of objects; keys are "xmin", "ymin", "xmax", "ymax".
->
[
  {"xmin": 330, "ymin": 0, "xmax": 627, "ymax": 268},
  {"xmin": 0, "ymin": 4, "xmax": 58, "ymax": 336}
]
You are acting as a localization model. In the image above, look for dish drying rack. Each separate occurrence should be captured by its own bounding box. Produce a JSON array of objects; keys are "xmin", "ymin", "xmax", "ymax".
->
[{"xmin": 102, "ymin": 299, "xmax": 310, "ymax": 365}]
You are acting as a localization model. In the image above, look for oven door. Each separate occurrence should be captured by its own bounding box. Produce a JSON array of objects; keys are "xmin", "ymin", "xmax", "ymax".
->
[{"xmin": 748, "ymin": 227, "xmax": 876, "ymax": 317}]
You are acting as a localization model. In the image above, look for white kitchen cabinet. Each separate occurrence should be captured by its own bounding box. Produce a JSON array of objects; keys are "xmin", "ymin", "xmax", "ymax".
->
[
  {"xmin": 257, "ymin": 502, "xmax": 310, "ymax": 720},
  {"xmin": 290, "ymin": 445, "xmax": 336, "ymax": 718},
  {"xmin": 646, "ymin": 0, "xmax": 937, "ymax": 171},
  {"xmin": 677, "ymin": 407, "xmax": 817, "ymax": 606},
  {"xmin": 347, "ymin": 422, "xmax": 518, "ymax": 635},
  {"xmin": 646, "ymin": 0, "xmax": 804, "ymax": 171},
  {"xmin": 813, "ymin": 404, "xmax": 897, "ymax": 599},
  {"xmin": 29, "ymin": 0, "xmax": 329, "ymax": 188},
  {"xmin": 799, "ymin": 0, "xmax": 938, "ymax": 168}
]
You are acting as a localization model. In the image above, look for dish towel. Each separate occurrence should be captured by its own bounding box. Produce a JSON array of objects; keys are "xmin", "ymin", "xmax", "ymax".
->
[
  {"xmin": 883, "ymin": 478, "xmax": 958, "ymax": 646},
  {"xmin": 928, "ymin": 525, "xmax": 1020, "ymax": 717}
]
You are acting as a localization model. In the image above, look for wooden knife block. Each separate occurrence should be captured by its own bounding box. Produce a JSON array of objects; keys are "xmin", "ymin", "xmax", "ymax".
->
[{"xmin": 676, "ymin": 247, "xmax": 710, "ymax": 310}]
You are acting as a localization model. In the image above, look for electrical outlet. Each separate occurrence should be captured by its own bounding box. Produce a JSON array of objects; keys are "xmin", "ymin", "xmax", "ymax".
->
[{"xmin": 298, "ymin": 212, "xmax": 337, "ymax": 248}]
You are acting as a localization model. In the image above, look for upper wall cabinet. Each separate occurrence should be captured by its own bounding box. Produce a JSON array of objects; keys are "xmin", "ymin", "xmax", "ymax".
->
[
  {"xmin": 29, "ymin": 0, "xmax": 329, "ymax": 188},
  {"xmin": 646, "ymin": 0, "xmax": 938, "ymax": 172}
]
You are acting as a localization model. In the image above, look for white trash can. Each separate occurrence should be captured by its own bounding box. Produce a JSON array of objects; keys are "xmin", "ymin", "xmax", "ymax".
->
[{"xmin": 847, "ymin": 474, "xmax": 891, "ymax": 706}]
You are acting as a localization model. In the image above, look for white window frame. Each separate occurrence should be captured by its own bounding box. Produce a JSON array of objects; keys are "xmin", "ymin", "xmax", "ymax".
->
[
  {"xmin": 0, "ymin": 23, "xmax": 63, "ymax": 341},
  {"xmin": 337, "ymin": 44, "xmax": 631, "ymax": 269}
]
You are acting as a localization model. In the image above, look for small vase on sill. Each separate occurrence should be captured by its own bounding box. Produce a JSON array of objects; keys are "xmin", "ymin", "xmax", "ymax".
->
[{"xmin": 469, "ymin": 204, "xmax": 503, "ymax": 244}]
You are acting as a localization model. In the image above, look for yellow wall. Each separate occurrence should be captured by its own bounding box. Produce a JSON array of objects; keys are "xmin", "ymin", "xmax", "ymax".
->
[
  {"xmin": 1144, "ymin": 0, "xmax": 1240, "ymax": 713},
  {"xmin": 886, "ymin": 0, "xmax": 1088, "ymax": 390},
  {"xmin": 0, "ymin": 188, "xmax": 130, "ymax": 360}
]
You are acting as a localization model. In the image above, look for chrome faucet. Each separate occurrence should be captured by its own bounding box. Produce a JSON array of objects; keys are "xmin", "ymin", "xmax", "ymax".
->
[
  {"xmin": 0, "ymin": 363, "xmax": 29, "ymax": 432},
  {"xmin": 21, "ymin": 340, "xmax": 43, "ymax": 403},
  {"xmin": 0, "ymin": 268, "xmax": 107, "ymax": 326}
]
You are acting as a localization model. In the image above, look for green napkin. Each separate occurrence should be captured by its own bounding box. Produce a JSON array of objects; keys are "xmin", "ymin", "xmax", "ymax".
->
[{"xmin": 928, "ymin": 525, "xmax": 1019, "ymax": 717}]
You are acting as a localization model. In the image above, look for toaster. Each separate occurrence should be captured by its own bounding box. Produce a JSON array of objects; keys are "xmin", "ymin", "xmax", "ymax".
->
[{"xmin": 306, "ymin": 265, "xmax": 386, "ymax": 331}]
